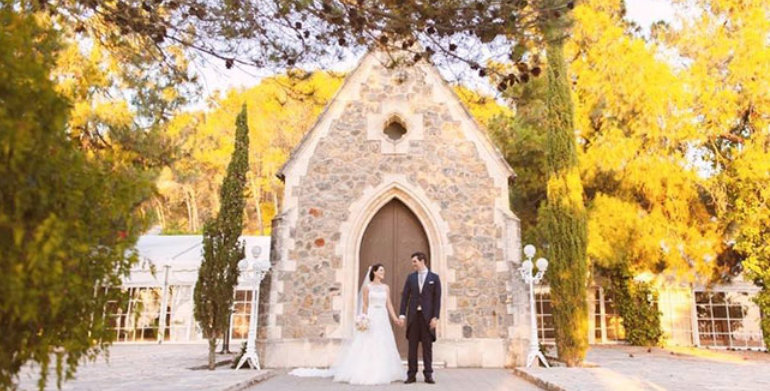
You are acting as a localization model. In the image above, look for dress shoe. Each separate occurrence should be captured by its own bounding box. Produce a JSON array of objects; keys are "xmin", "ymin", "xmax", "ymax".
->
[
  {"xmin": 404, "ymin": 377, "xmax": 417, "ymax": 384},
  {"xmin": 425, "ymin": 377, "xmax": 435, "ymax": 384}
]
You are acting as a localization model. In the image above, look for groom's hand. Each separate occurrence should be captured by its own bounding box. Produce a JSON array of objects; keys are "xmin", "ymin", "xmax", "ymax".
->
[{"xmin": 430, "ymin": 318, "xmax": 437, "ymax": 329}]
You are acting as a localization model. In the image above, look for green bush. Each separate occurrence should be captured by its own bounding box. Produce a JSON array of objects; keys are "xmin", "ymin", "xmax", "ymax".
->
[{"xmin": 605, "ymin": 267, "xmax": 663, "ymax": 347}]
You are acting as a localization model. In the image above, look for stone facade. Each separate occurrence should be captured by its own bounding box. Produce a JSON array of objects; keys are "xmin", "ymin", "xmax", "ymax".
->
[{"xmin": 259, "ymin": 51, "xmax": 530, "ymax": 368}]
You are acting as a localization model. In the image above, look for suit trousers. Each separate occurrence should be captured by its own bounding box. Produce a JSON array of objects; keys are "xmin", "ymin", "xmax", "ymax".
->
[{"xmin": 407, "ymin": 310, "xmax": 433, "ymax": 378}]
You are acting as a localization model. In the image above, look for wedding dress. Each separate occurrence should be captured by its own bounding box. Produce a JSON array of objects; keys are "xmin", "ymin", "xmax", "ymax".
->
[{"xmin": 289, "ymin": 283, "xmax": 404, "ymax": 385}]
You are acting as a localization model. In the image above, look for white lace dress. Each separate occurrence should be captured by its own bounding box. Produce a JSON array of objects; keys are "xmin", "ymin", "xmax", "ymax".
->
[{"xmin": 290, "ymin": 283, "xmax": 404, "ymax": 385}]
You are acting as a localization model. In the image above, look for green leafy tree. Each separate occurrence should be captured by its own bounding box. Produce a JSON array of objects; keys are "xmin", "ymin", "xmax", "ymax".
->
[
  {"xmin": 538, "ymin": 5, "xmax": 589, "ymax": 366},
  {"xmin": 487, "ymin": 76, "xmax": 549, "ymax": 247},
  {"xmin": 50, "ymin": 0, "xmax": 573, "ymax": 82},
  {"xmin": 0, "ymin": 8, "xmax": 153, "ymax": 390},
  {"xmin": 194, "ymin": 105, "xmax": 250, "ymax": 369}
]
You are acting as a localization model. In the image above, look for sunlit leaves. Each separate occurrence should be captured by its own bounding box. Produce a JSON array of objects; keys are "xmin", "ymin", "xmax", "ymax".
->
[
  {"xmin": 1, "ymin": 9, "xmax": 152, "ymax": 390},
  {"xmin": 566, "ymin": 0, "xmax": 721, "ymax": 280},
  {"xmin": 157, "ymin": 71, "xmax": 509, "ymax": 234},
  {"xmin": 661, "ymin": 0, "xmax": 770, "ymax": 293},
  {"xmin": 156, "ymin": 72, "xmax": 343, "ymax": 234}
]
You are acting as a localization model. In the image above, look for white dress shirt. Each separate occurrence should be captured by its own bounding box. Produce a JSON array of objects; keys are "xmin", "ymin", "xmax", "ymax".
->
[
  {"xmin": 400, "ymin": 269, "xmax": 430, "ymax": 319},
  {"xmin": 417, "ymin": 269, "xmax": 429, "ymax": 311},
  {"xmin": 418, "ymin": 269, "xmax": 428, "ymax": 292}
]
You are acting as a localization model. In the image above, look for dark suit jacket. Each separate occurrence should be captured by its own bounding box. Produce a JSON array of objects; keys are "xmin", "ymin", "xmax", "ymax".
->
[{"xmin": 399, "ymin": 270, "xmax": 441, "ymax": 341}]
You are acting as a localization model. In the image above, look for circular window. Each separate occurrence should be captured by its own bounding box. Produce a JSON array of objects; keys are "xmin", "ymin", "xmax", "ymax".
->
[{"xmin": 384, "ymin": 119, "xmax": 407, "ymax": 141}]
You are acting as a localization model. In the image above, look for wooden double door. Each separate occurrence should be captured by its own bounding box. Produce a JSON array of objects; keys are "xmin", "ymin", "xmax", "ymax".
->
[{"xmin": 359, "ymin": 198, "xmax": 430, "ymax": 357}]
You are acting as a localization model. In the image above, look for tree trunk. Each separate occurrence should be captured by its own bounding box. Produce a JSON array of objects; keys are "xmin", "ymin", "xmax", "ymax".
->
[
  {"xmin": 154, "ymin": 198, "xmax": 166, "ymax": 229},
  {"xmin": 542, "ymin": 38, "xmax": 589, "ymax": 367},
  {"xmin": 220, "ymin": 316, "xmax": 232, "ymax": 354},
  {"xmin": 208, "ymin": 337, "xmax": 217, "ymax": 370},
  {"xmin": 184, "ymin": 188, "xmax": 195, "ymax": 232},
  {"xmin": 189, "ymin": 186, "xmax": 200, "ymax": 232},
  {"xmin": 250, "ymin": 177, "xmax": 264, "ymax": 235}
]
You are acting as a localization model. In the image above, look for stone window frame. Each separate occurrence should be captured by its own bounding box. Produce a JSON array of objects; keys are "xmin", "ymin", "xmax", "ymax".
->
[
  {"xmin": 365, "ymin": 100, "xmax": 424, "ymax": 154},
  {"xmin": 382, "ymin": 115, "xmax": 408, "ymax": 143}
]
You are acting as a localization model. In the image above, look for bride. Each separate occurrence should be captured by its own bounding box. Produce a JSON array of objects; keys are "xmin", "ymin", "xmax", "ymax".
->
[{"xmin": 290, "ymin": 263, "xmax": 404, "ymax": 385}]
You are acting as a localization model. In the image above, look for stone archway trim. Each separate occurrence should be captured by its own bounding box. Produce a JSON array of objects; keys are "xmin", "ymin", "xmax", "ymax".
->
[{"xmin": 329, "ymin": 174, "xmax": 458, "ymax": 339}]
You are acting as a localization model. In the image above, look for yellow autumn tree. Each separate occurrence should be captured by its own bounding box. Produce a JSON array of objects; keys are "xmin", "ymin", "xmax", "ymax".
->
[
  {"xmin": 488, "ymin": 0, "xmax": 727, "ymax": 347},
  {"xmin": 159, "ymin": 72, "xmax": 510, "ymax": 235},
  {"xmin": 454, "ymin": 87, "xmax": 513, "ymax": 128},
  {"xmin": 567, "ymin": 0, "xmax": 721, "ymax": 279},
  {"xmin": 662, "ymin": 0, "xmax": 770, "ymax": 344},
  {"xmin": 158, "ymin": 72, "xmax": 345, "ymax": 234}
]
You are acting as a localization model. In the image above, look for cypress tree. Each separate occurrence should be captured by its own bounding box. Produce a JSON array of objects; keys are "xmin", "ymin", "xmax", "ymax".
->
[
  {"xmin": 194, "ymin": 104, "xmax": 250, "ymax": 369},
  {"xmin": 540, "ymin": 11, "xmax": 589, "ymax": 366}
]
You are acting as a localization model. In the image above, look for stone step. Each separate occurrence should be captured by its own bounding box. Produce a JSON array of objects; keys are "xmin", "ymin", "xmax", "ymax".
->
[{"xmin": 401, "ymin": 360, "xmax": 447, "ymax": 368}]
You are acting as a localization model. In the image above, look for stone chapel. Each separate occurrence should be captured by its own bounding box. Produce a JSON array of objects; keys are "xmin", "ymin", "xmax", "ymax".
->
[{"xmin": 258, "ymin": 50, "xmax": 530, "ymax": 368}]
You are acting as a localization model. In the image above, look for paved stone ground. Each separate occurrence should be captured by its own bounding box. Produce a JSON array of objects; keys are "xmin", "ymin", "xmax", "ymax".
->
[
  {"xmin": 19, "ymin": 344, "xmax": 768, "ymax": 391},
  {"xmin": 16, "ymin": 344, "xmax": 270, "ymax": 391},
  {"xmin": 247, "ymin": 368, "xmax": 544, "ymax": 391},
  {"xmin": 516, "ymin": 345, "xmax": 770, "ymax": 391}
]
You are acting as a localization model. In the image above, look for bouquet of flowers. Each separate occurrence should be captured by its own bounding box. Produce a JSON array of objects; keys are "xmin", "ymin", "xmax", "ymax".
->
[{"xmin": 355, "ymin": 314, "xmax": 369, "ymax": 332}]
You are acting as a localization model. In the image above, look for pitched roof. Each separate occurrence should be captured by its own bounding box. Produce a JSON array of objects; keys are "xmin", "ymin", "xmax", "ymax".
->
[
  {"xmin": 277, "ymin": 51, "xmax": 515, "ymax": 182},
  {"xmin": 133, "ymin": 235, "xmax": 271, "ymax": 269}
]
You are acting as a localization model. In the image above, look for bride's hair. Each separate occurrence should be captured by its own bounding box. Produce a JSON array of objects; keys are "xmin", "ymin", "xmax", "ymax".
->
[{"xmin": 369, "ymin": 263, "xmax": 384, "ymax": 281}]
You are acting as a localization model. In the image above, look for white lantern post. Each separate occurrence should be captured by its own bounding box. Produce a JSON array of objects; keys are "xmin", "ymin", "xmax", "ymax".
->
[
  {"xmin": 520, "ymin": 244, "xmax": 550, "ymax": 368},
  {"xmin": 235, "ymin": 246, "xmax": 270, "ymax": 370}
]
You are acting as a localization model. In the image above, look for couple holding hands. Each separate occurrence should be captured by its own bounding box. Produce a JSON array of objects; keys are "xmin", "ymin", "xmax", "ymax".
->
[{"xmin": 291, "ymin": 251, "xmax": 441, "ymax": 385}]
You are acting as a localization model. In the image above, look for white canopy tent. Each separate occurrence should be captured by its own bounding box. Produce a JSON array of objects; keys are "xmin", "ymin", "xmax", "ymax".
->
[{"xmin": 106, "ymin": 235, "xmax": 270, "ymax": 344}]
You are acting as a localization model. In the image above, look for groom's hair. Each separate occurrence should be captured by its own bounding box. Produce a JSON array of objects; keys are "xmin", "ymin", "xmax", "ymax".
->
[
  {"xmin": 369, "ymin": 263, "xmax": 384, "ymax": 281},
  {"xmin": 411, "ymin": 252, "xmax": 427, "ymax": 264}
]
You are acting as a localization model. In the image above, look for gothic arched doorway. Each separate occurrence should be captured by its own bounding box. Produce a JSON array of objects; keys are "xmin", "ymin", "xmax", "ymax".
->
[{"xmin": 359, "ymin": 198, "xmax": 430, "ymax": 357}]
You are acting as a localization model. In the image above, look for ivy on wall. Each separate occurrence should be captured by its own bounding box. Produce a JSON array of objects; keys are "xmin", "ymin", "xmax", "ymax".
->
[{"xmin": 603, "ymin": 266, "xmax": 663, "ymax": 347}]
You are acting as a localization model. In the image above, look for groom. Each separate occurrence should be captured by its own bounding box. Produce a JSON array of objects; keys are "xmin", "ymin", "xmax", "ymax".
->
[{"xmin": 399, "ymin": 252, "xmax": 441, "ymax": 384}]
